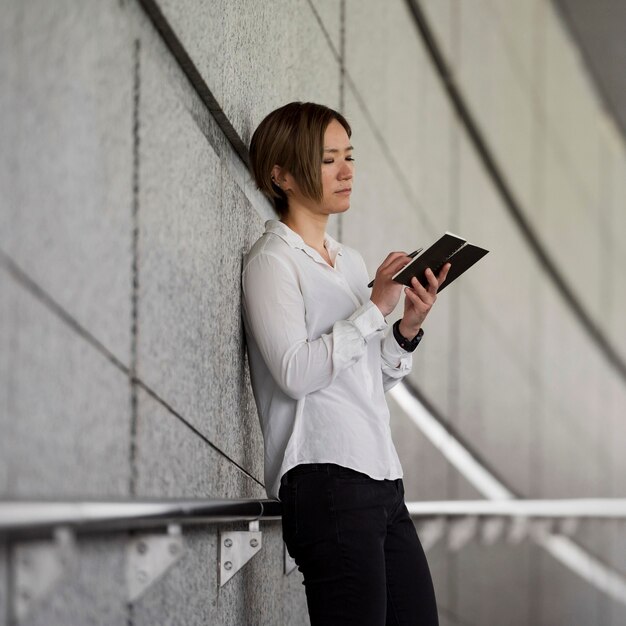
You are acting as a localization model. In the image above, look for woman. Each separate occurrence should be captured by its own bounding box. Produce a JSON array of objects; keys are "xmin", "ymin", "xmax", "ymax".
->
[{"xmin": 242, "ymin": 102, "xmax": 449, "ymax": 625}]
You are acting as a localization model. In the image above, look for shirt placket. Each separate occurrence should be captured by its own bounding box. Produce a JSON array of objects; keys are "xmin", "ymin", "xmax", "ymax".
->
[{"xmin": 300, "ymin": 247, "xmax": 362, "ymax": 309}]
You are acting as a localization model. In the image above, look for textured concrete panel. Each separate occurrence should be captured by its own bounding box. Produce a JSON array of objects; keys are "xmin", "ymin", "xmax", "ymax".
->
[
  {"xmin": 571, "ymin": 519, "xmax": 626, "ymax": 602},
  {"xmin": 458, "ymin": 543, "xmax": 531, "ymax": 626},
  {"xmin": 15, "ymin": 537, "xmax": 128, "ymax": 626},
  {"xmin": 456, "ymin": 292, "xmax": 533, "ymax": 495},
  {"xmin": 137, "ymin": 48, "xmax": 264, "ymax": 482},
  {"xmin": 1, "ymin": 275, "xmax": 130, "ymax": 497},
  {"xmin": 609, "ymin": 377, "xmax": 626, "ymax": 497},
  {"xmin": 133, "ymin": 388, "xmax": 308, "ymax": 625},
  {"xmin": 543, "ymin": 143, "xmax": 603, "ymax": 322},
  {"xmin": 537, "ymin": 547, "xmax": 602, "ymax": 626},
  {"xmin": 345, "ymin": 0, "xmax": 427, "ymax": 205},
  {"xmin": 154, "ymin": 0, "xmax": 340, "ymax": 145},
  {"xmin": 309, "ymin": 0, "xmax": 342, "ymax": 54},
  {"xmin": 343, "ymin": 1, "xmax": 456, "ymax": 231},
  {"xmin": 0, "ymin": 269, "xmax": 12, "ymax": 495},
  {"xmin": 0, "ymin": 544, "xmax": 6, "ymax": 626},
  {"xmin": 418, "ymin": 0, "xmax": 455, "ymax": 65},
  {"xmin": 4, "ymin": 0, "xmax": 134, "ymax": 365},
  {"xmin": 554, "ymin": 0, "xmax": 626, "ymax": 141},
  {"xmin": 221, "ymin": 0, "xmax": 341, "ymax": 144},
  {"xmin": 388, "ymin": 395, "xmax": 448, "ymax": 503},
  {"xmin": 458, "ymin": 134, "xmax": 534, "ymax": 366},
  {"xmin": 341, "ymin": 85, "xmax": 436, "ymax": 277},
  {"xmin": 487, "ymin": 0, "xmax": 540, "ymax": 88},
  {"xmin": 134, "ymin": 387, "xmax": 265, "ymax": 500},
  {"xmin": 458, "ymin": 0, "xmax": 534, "ymax": 213},
  {"xmin": 417, "ymin": 66, "xmax": 456, "ymax": 232},
  {"xmin": 0, "ymin": 2, "xmax": 19, "ymax": 258},
  {"xmin": 607, "ymin": 147, "xmax": 626, "ymax": 359},
  {"xmin": 609, "ymin": 596, "xmax": 626, "ymax": 626},
  {"xmin": 538, "ymin": 276, "xmax": 605, "ymax": 501},
  {"xmin": 540, "ymin": 281, "xmax": 605, "ymax": 473},
  {"xmin": 544, "ymin": 1, "xmax": 603, "ymax": 202}
]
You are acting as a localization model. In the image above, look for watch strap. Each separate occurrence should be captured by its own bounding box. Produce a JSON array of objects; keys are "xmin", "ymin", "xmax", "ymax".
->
[{"xmin": 392, "ymin": 319, "xmax": 424, "ymax": 352}]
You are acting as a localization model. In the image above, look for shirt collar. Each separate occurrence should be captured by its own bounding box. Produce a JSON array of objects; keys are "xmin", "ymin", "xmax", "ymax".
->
[{"xmin": 264, "ymin": 219, "xmax": 344, "ymax": 260}]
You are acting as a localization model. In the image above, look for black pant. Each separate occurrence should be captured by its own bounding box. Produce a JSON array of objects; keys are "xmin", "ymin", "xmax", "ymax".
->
[{"xmin": 279, "ymin": 463, "xmax": 439, "ymax": 626}]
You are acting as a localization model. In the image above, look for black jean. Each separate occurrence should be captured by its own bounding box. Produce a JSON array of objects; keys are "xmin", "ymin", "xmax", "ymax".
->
[{"xmin": 279, "ymin": 463, "xmax": 439, "ymax": 626}]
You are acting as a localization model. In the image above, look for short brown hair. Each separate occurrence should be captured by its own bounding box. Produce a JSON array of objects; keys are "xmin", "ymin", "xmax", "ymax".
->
[{"xmin": 249, "ymin": 102, "xmax": 352, "ymax": 217}]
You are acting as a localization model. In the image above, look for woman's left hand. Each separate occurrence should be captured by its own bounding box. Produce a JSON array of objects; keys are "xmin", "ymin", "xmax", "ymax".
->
[{"xmin": 398, "ymin": 263, "xmax": 451, "ymax": 338}]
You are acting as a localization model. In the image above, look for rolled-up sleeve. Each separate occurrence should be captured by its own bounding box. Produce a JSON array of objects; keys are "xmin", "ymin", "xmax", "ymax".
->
[
  {"xmin": 380, "ymin": 330, "xmax": 413, "ymax": 391},
  {"xmin": 242, "ymin": 252, "xmax": 387, "ymax": 400}
]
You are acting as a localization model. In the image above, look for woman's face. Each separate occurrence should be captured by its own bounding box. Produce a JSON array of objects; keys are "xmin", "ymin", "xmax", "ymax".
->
[
  {"xmin": 319, "ymin": 119, "xmax": 354, "ymax": 215},
  {"xmin": 277, "ymin": 119, "xmax": 355, "ymax": 218}
]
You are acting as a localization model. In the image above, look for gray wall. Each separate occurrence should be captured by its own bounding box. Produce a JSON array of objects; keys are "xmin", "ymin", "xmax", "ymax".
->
[{"xmin": 1, "ymin": 0, "xmax": 625, "ymax": 624}]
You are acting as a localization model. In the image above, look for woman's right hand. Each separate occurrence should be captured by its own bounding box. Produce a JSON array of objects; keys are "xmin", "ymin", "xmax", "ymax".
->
[{"xmin": 369, "ymin": 252, "xmax": 414, "ymax": 317}]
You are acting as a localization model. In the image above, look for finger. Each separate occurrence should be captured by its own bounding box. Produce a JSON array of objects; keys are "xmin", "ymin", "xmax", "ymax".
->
[
  {"xmin": 379, "ymin": 255, "xmax": 414, "ymax": 280},
  {"xmin": 424, "ymin": 267, "xmax": 439, "ymax": 294},
  {"xmin": 379, "ymin": 251, "xmax": 411, "ymax": 271},
  {"xmin": 437, "ymin": 262, "xmax": 451, "ymax": 285},
  {"xmin": 404, "ymin": 284, "xmax": 431, "ymax": 313},
  {"xmin": 409, "ymin": 275, "xmax": 435, "ymax": 305}
]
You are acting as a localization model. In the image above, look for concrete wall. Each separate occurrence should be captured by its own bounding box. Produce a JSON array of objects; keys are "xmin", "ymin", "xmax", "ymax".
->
[{"xmin": 1, "ymin": 0, "xmax": 625, "ymax": 624}]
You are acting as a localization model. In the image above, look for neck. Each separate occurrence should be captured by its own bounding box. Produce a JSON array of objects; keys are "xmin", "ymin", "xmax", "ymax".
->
[{"xmin": 281, "ymin": 206, "xmax": 328, "ymax": 250}]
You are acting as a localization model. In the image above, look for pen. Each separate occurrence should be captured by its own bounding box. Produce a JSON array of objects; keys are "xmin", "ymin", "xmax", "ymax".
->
[{"xmin": 367, "ymin": 248, "xmax": 423, "ymax": 288}]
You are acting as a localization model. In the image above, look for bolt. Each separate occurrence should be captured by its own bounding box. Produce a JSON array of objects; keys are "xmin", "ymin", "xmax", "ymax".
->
[
  {"xmin": 136, "ymin": 540, "xmax": 148, "ymax": 554},
  {"xmin": 137, "ymin": 570, "xmax": 148, "ymax": 583},
  {"xmin": 250, "ymin": 538, "xmax": 259, "ymax": 548},
  {"xmin": 224, "ymin": 561, "xmax": 233, "ymax": 571},
  {"xmin": 169, "ymin": 542, "xmax": 180, "ymax": 556},
  {"xmin": 224, "ymin": 538, "xmax": 233, "ymax": 548}
]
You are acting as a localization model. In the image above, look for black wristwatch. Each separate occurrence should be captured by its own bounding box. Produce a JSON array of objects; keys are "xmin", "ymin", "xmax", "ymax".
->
[{"xmin": 392, "ymin": 319, "xmax": 424, "ymax": 352}]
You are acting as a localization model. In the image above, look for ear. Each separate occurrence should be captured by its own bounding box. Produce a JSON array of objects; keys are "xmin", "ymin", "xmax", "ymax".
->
[{"xmin": 271, "ymin": 165, "xmax": 283, "ymax": 187}]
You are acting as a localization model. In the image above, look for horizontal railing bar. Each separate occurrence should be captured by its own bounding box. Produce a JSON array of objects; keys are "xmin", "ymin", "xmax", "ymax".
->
[
  {"xmin": 2, "ymin": 498, "xmax": 626, "ymax": 540},
  {"xmin": 0, "ymin": 499, "xmax": 282, "ymax": 538},
  {"xmin": 406, "ymin": 499, "xmax": 626, "ymax": 518}
]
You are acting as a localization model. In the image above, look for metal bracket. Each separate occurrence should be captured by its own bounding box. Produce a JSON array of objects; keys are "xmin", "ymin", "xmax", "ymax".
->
[
  {"xmin": 530, "ymin": 518, "xmax": 554, "ymax": 540},
  {"xmin": 507, "ymin": 516, "xmax": 529, "ymax": 544},
  {"xmin": 14, "ymin": 527, "xmax": 75, "ymax": 622},
  {"xmin": 480, "ymin": 517, "xmax": 505, "ymax": 545},
  {"xmin": 219, "ymin": 521, "xmax": 262, "ymax": 586},
  {"xmin": 284, "ymin": 542, "xmax": 297, "ymax": 576},
  {"xmin": 126, "ymin": 524, "xmax": 185, "ymax": 602},
  {"xmin": 448, "ymin": 516, "xmax": 478, "ymax": 551}
]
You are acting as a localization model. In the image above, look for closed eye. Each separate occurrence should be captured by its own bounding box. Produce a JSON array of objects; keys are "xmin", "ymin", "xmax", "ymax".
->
[{"xmin": 323, "ymin": 157, "xmax": 355, "ymax": 164}]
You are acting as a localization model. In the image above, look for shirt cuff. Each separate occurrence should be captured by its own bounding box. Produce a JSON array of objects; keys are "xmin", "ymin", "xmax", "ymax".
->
[
  {"xmin": 381, "ymin": 329, "xmax": 413, "ymax": 369},
  {"xmin": 348, "ymin": 300, "xmax": 387, "ymax": 341}
]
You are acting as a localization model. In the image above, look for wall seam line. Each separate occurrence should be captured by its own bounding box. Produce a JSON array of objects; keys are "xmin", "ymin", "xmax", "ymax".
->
[{"xmin": 0, "ymin": 255, "xmax": 264, "ymax": 490}]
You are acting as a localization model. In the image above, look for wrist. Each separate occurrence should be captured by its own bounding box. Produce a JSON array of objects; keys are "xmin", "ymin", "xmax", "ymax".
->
[
  {"xmin": 370, "ymin": 296, "xmax": 392, "ymax": 318},
  {"xmin": 398, "ymin": 319, "xmax": 421, "ymax": 339},
  {"xmin": 393, "ymin": 319, "xmax": 424, "ymax": 352}
]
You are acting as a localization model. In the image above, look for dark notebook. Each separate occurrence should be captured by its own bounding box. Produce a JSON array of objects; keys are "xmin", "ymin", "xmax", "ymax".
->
[{"xmin": 392, "ymin": 232, "xmax": 488, "ymax": 292}]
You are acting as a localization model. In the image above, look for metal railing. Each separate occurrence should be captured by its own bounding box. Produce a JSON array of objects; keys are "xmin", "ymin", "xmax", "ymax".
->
[
  {"xmin": 3, "ymin": 495, "xmax": 626, "ymax": 613},
  {"xmin": 0, "ymin": 498, "xmax": 282, "ymax": 539},
  {"xmin": 3, "ymin": 497, "xmax": 626, "ymax": 539}
]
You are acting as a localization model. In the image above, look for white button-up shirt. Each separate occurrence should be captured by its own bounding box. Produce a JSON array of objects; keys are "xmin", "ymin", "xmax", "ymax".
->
[{"xmin": 242, "ymin": 220, "xmax": 413, "ymax": 499}]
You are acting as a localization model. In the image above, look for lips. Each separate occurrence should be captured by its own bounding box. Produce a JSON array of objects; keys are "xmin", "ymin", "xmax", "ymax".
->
[{"xmin": 335, "ymin": 188, "xmax": 352, "ymax": 194}]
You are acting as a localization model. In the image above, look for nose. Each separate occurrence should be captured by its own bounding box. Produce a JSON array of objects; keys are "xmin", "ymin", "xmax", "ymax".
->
[{"xmin": 338, "ymin": 161, "xmax": 353, "ymax": 180}]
